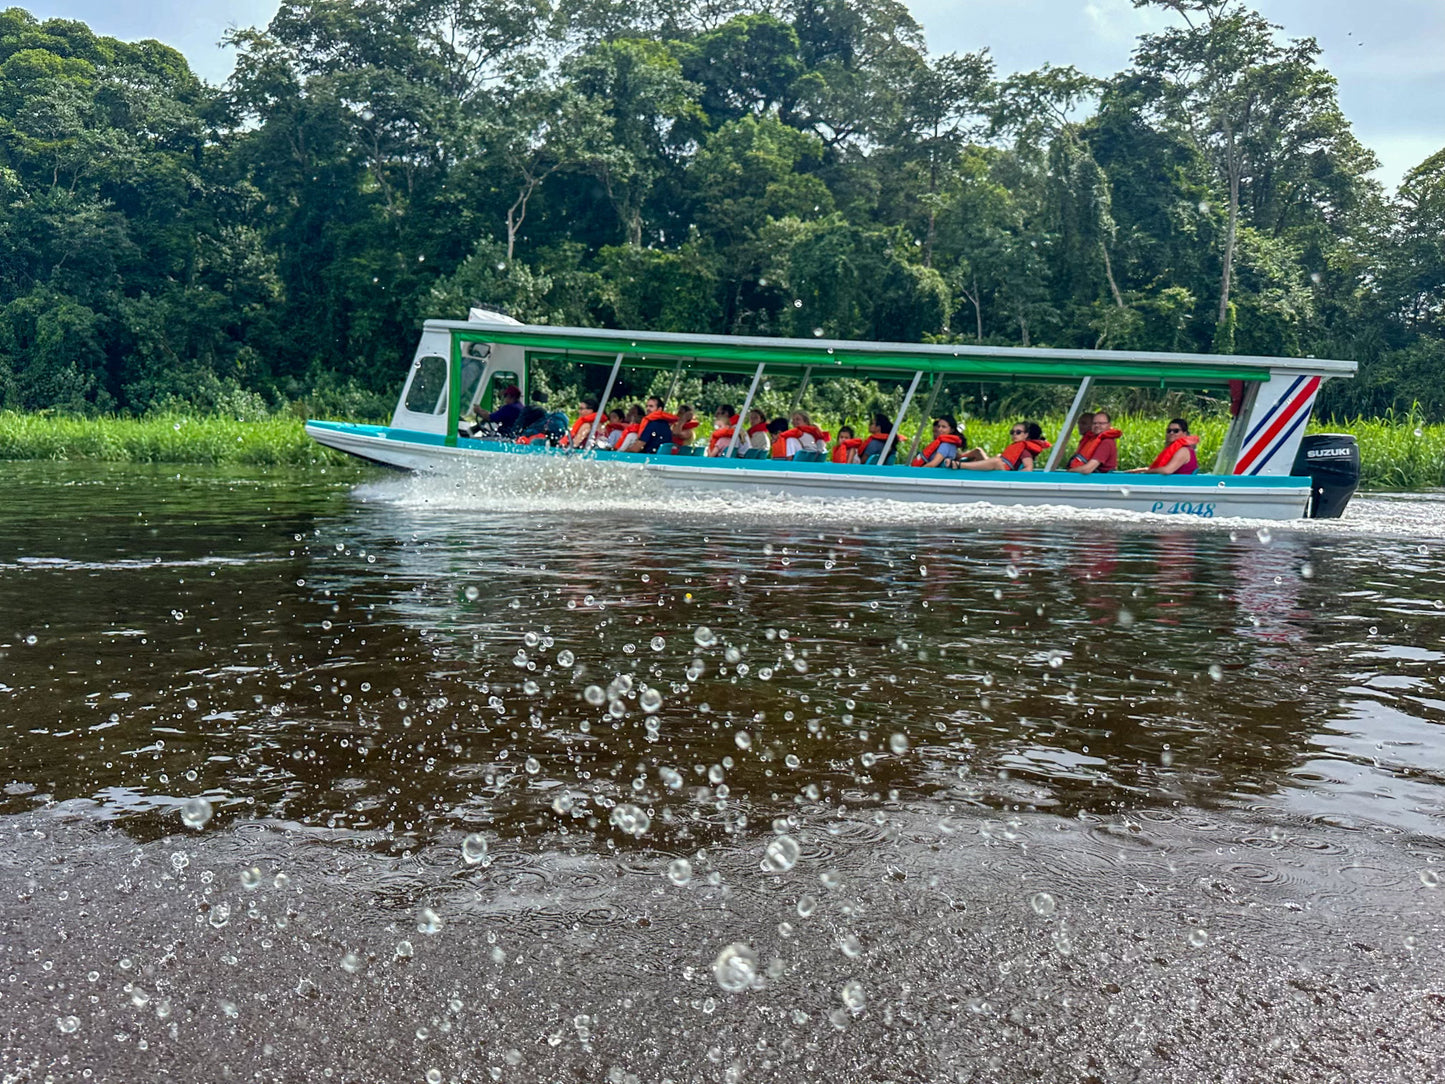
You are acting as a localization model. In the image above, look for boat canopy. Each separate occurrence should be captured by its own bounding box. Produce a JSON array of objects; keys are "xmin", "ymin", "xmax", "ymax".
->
[{"xmin": 430, "ymin": 319, "xmax": 1356, "ymax": 388}]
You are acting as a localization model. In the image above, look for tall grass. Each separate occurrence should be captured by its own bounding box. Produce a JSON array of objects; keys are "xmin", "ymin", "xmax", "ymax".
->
[
  {"xmin": 0, "ymin": 412, "xmax": 347, "ymax": 467},
  {"xmin": 3, "ymin": 409, "xmax": 1442, "ymax": 489}
]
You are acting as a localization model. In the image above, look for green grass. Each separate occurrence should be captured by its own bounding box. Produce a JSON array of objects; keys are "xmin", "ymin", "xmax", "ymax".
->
[
  {"xmin": 0, "ymin": 412, "xmax": 348, "ymax": 466},
  {"xmin": 3, "ymin": 409, "xmax": 1442, "ymax": 489}
]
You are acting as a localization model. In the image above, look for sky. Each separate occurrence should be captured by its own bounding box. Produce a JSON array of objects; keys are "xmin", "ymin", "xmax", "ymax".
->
[{"xmin": 20, "ymin": 0, "xmax": 1445, "ymax": 190}]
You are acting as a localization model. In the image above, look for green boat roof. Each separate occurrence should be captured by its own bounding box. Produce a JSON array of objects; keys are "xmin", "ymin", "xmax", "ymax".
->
[{"xmin": 426, "ymin": 320, "xmax": 1356, "ymax": 388}]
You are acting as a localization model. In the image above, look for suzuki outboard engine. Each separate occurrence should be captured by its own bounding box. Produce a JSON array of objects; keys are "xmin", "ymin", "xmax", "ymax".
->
[{"xmin": 1291, "ymin": 434, "xmax": 1360, "ymax": 519}]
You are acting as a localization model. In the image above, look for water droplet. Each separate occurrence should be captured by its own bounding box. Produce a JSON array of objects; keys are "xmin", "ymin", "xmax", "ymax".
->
[
  {"xmin": 557, "ymin": 649, "xmax": 576, "ymax": 668},
  {"xmin": 523, "ymin": 631, "xmax": 540, "ymax": 648},
  {"xmin": 1188, "ymin": 928, "xmax": 1209, "ymax": 948},
  {"xmin": 1005, "ymin": 564, "xmax": 1020, "ymax": 580},
  {"xmin": 464, "ymin": 585, "xmax": 480, "ymax": 601},
  {"xmin": 525, "ymin": 756, "xmax": 541, "ymax": 774},
  {"xmin": 693, "ymin": 626, "xmax": 717, "ymax": 647},
  {"xmin": 24, "ymin": 634, "xmax": 38, "ymax": 646},
  {"xmin": 56, "ymin": 1015, "xmax": 80, "ymax": 1034},
  {"xmin": 240, "ymin": 867, "xmax": 262, "ymax": 890},
  {"xmin": 551, "ymin": 791, "xmax": 575, "ymax": 814},
  {"xmin": 762, "ymin": 835, "xmax": 801, "ymax": 874},
  {"xmin": 1419, "ymin": 869, "xmax": 1440, "ymax": 889},
  {"xmin": 650, "ymin": 636, "xmax": 666, "ymax": 652},
  {"xmin": 735, "ymin": 731, "xmax": 752, "ymax": 751},
  {"xmin": 1208, "ymin": 664, "xmax": 1224, "ymax": 682},
  {"xmin": 1029, "ymin": 892, "xmax": 1056, "ymax": 917},
  {"xmin": 796, "ymin": 894, "xmax": 817, "ymax": 918},
  {"xmin": 418, "ymin": 907, "xmax": 443, "ymax": 935},
  {"xmin": 888, "ymin": 733, "xmax": 909, "ymax": 755},
  {"xmin": 838, "ymin": 933, "xmax": 862, "ymax": 958},
  {"xmin": 841, "ymin": 980, "xmax": 866, "ymax": 1011},
  {"xmin": 667, "ymin": 858, "xmax": 693, "ymax": 885},
  {"xmin": 640, "ymin": 688, "xmax": 663, "ymax": 713},
  {"xmin": 426, "ymin": 1070, "xmax": 443, "ymax": 1084},
  {"xmin": 461, "ymin": 833, "xmax": 488, "ymax": 865},
  {"xmin": 341, "ymin": 951, "xmax": 363, "ymax": 974},
  {"xmin": 609, "ymin": 803, "xmax": 651, "ymax": 838},
  {"xmin": 1256, "ymin": 527, "xmax": 1272, "ymax": 545},
  {"xmin": 395, "ymin": 940, "xmax": 414, "ymax": 958},
  {"xmin": 1300, "ymin": 562, "xmax": 1314, "ymax": 579},
  {"xmin": 583, "ymin": 685, "xmax": 606, "ymax": 706},
  {"xmin": 180, "ymin": 797, "xmax": 213, "ymax": 829},
  {"xmin": 712, "ymin": 943, "xmax": 760, "ymax": 992}
]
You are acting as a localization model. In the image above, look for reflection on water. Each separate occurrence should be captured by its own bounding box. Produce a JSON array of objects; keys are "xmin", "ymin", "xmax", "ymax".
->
[{"xmin": 2, "ymin": 461, "xmax": 1445, "ymax": 1079}]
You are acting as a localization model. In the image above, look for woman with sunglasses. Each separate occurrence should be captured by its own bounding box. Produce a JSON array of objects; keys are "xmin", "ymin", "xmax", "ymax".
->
[
  {"xmin": 949, "ymin": 420, "xmax": 1049, "ymax": 471},
  {"xmin": 913, "ymin": 415, "xmax": 966, "ymax": 467},
  {"xmin": 1126, "ymin": 417, "xmax": 1199, "ymax": 475}
]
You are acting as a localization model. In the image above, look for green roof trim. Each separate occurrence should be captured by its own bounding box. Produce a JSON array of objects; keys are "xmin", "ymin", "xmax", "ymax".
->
[{"xmin": 434, "ymin": 321, "xmax": 1355, "ymax": 389}]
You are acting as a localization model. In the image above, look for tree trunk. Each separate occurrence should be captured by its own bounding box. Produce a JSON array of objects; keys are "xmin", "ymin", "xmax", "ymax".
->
[
  {"xmin": 1101, "ymin": 241, "xmax": 1125, "ymax": 309},
  {"xmin": 1218, "ymin": 126, "xmax": 1240, "ymax": 329}
]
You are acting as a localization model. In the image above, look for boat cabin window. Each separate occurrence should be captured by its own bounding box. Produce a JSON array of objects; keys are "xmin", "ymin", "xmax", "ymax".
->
[
  {"xmin": 403, "ymin": 355, "xmax": 448, "ymax": 414},
  {"xmin": 458, "ymin": 357, "xmax": 487, "ymax": 414}
]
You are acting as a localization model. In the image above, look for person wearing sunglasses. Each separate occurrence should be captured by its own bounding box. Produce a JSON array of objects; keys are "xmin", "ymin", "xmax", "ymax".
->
[
  {"xmin": 1126, "ymin": 417, "xmax": 1199, "ymax": 475},
  {"xmin": 949, "ymin": 419, "xmax": 1049, "ymax": 471}
]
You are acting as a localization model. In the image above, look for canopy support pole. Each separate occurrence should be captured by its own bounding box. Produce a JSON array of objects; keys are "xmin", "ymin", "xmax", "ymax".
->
[
  {"xmin": 879, "ymin": 371, "xmax": 923, "ymax": 466},
  {"xmin": 906, "ymin": 375, "xmax": 946, "ymax": 464},
  {"xmin": 1045, "ymin": 376, "xmax": 1093, "ymax": 472},
  {"xmin": 726, "ymin": 363, "xmax": 767, "ymax": 457},
  {"xmin": 586, "ymin": 352, "xmax": 625, "ymax": 448},
  {"xmin": 788, "ymin": 367, "xmax": 814, "ymax": 414},
  {"xmin": 663, "ymin": 358, "xmax": 685, "ymax": 407}
]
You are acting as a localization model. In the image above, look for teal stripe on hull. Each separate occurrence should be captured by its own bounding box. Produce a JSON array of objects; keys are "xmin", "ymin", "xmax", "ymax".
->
[{"xmin": 305, "ymin": 420, "xmax": 1311, "ymax": 493}]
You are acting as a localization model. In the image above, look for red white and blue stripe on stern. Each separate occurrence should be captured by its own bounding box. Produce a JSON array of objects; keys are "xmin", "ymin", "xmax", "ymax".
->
[{"xmin": 1233, "ymin": 374, "xmax": 1321, "ymax": 476}]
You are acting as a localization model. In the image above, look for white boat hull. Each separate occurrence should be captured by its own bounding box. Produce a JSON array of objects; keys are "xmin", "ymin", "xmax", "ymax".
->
[{"xmin": 306, "ymin": 421, "xmax": 1313, "ymax": 521}]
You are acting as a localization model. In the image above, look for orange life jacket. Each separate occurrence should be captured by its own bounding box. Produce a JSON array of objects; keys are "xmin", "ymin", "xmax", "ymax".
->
[
  {"xmin": 641, "ymin": 410, "xmax": 678, "ymax": 426},
  {"xmin": 999, "ymin": 438, "xmax": 1051, "ymax": 470},
  {"xmin": 613, "ymin": 422, "xmax": 642, "ymax": 450},
  {"xmin": 772, "ymin": 429, "xmax": 804, "ymax": 459},
  {"xmin": 793, "ymin": 423, "xmax": 831, "ymax": 444},
  {"xmin": 1070, "ymin": 428, "xmax": 1122, "ymax": 467},
  {"xmin": 566, "ymin": 411, "xmax": 597, "ymax": 447},
  {"xmin": 831, "ymin": 438, "xmax": 864, "ymax": 464},
  {"xmin": 707, "ymin": 427, "xmax": 736, "ymax": 455},
  {"xmin": 912, "ymin": 433, "xmax": 962, "ymax": 467},
  {"xmin": 747, "ymin": 421, "xmax": 769, "ymax": 437},
  {"xmin": 1150, "ymin": 433, "xmax": 1200, "ymax": 473}
]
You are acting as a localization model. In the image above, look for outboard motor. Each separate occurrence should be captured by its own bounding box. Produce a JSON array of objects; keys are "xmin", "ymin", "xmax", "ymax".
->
[{"xmin": 1291, "ymin": 434, "xmax": 1360, "ymax": 519}]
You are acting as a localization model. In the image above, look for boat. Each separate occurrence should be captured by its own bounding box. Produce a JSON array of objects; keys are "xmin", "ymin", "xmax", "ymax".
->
[{"xmin": 306, "ymin": 310, "xmax": 1361, "ymax": 521}]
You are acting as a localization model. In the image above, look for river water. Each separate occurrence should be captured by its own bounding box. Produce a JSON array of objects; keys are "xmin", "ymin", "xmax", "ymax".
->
[{"xmin": 2, "ymin": 459, "xmax": 1444, "ymax": 1082}]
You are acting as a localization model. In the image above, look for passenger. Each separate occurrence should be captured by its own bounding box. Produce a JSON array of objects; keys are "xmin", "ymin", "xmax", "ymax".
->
[
  {"xmin": 767, "ymin": 418, "xmax": 793, "ymax": 459},
  {"xmin": 706, "ymin": 404, "xmax": 739, "ymax": 456},
  {"xmin": 670, "ymin": 405, "xmax": 700, "ymax": 449},
  {"xmin": 947, "ymin": 419, "xmax": 1038, "ymax": 472},
  {"xmin": 1127, "ymin": 418, "xmax": 1199, "ymax": 475},
  {"xmin": 786, "ymin": 411, "xmax": 831, "ymax": 454},
  {"xmin": 859, "ymin": 413, "xmax": 895, "ymax": 462},
  {"xmin": 612, "ymin": 405, "xmax": 645, "ymax": 452},
  {"xmin": 1068, "ymin": 410, "xmax": 1121, "ymax": 474},
  {"xmin": 601, "ymin": 407, "xmax": 628, "ymax": 448},
  {"xmin": 744, "ymin": 409, "xmax": 771, "ymax": 452},
  {"xmin": 565, "ymin": 398, "xmax": 600, "ymax": 448},
  {"xmin": 996, "ymin": 421, "xmax": 1051, "ymax": 471},
  {"xmin": 831, "ymin": 425, "xmax": 865, "ymax": 464},
  {"xmin": 912, "ymin": 415, "xmax": 965, "ymax": 467},
  {"xmin": 627, "ymin": 396, "xmax": 679, "ymax": 453}
]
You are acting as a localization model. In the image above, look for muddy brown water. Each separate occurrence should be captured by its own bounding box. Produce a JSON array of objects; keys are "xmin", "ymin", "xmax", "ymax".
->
[{"xmin": 2, "ymin": 460, "xmax": 1444, "ymax": 1082}]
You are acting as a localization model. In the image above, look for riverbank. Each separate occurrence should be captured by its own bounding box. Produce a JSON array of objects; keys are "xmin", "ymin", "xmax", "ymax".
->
[
  {"xmin": 0, "ymin": 411, "xmax": 350, "ymax": 467},
  {"xmin": 1, "ymin": 410, "xmax": 1441, "ymax": 488}
]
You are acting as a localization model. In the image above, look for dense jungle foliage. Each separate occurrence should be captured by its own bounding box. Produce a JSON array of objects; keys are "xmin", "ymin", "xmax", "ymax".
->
[{"xmin": 0, "ymin": 0, "xmax": 1441, "ymax": 421}]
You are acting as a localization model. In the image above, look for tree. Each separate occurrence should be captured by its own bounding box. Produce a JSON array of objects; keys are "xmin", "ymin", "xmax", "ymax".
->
[{"xmin": 1130, "ymin": 2, "xmax": 1376, "ymax": 348}]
